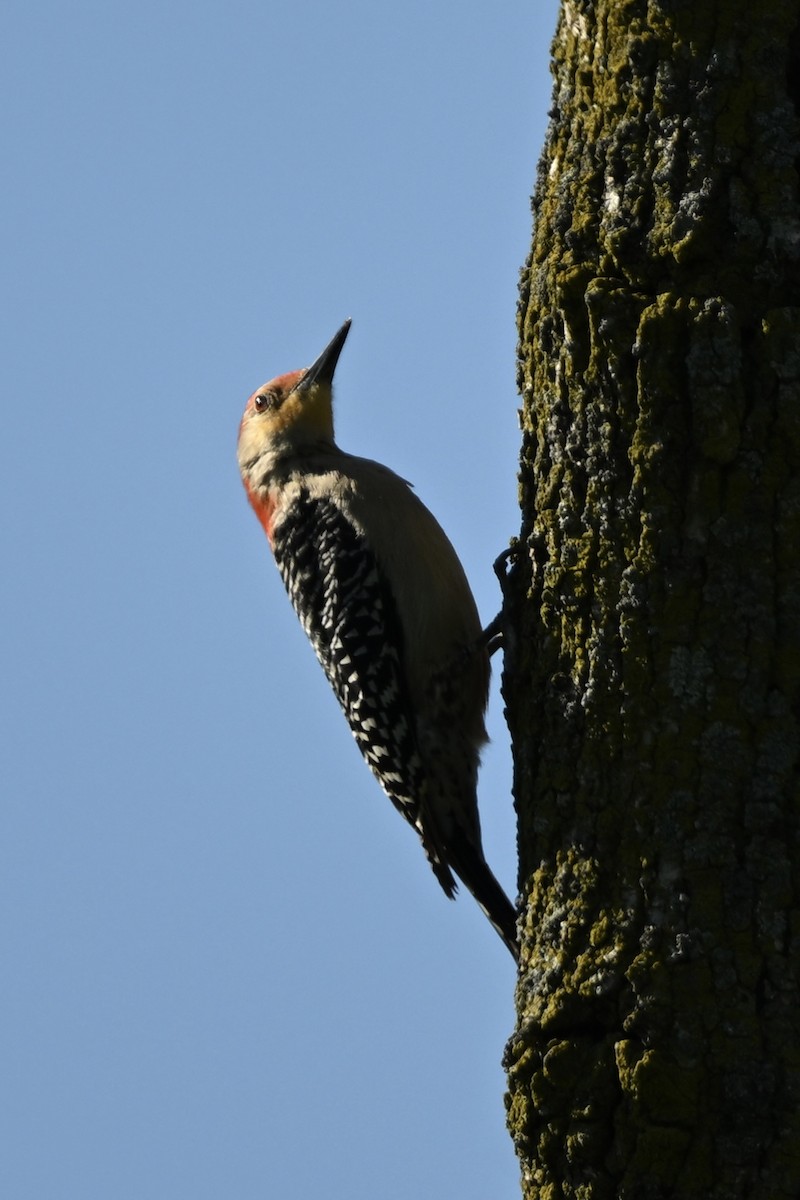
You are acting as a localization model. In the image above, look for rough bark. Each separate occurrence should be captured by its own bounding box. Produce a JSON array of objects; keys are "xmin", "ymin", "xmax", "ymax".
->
[{"xmin": 503, "ymin": 2, "xmax": 800, "ymax": 1196}]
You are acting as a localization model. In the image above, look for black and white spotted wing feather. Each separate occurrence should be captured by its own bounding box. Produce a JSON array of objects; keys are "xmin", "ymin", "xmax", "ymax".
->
[{"xmin": 272, "ymin": 489, "xmax": 456, "ymax": 895}]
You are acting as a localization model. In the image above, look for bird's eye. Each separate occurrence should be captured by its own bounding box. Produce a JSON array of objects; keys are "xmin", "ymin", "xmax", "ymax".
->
[{"xmin": 254, "ymin": 391, "xmax": 275, "ymax": 412}]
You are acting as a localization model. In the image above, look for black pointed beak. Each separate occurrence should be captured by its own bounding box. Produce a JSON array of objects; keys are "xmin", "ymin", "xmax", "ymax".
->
[{"xmin": 300, "ymin": 319, "xmax": 352, "ymax": 390}]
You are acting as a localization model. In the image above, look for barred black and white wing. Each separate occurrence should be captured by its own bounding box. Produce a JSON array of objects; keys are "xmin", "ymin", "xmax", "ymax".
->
[{"xmin": 271, "ymin": 489, "xmax": 457, "ymax": 896}]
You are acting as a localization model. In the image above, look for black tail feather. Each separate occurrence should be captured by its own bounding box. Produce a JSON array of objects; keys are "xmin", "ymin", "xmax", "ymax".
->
[{"xmin": 447, "ymin": 830, "xmax": 519, "ymax": 962}]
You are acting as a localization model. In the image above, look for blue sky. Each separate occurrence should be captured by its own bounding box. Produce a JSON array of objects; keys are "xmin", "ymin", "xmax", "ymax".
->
[{"xmin": 2, "ymin": 2, "xmax": 559, "ymax": 1195}]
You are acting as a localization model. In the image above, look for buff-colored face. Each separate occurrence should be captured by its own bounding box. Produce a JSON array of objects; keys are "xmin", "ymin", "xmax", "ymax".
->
[
  {"xmin": 237, "ymin": 370, "xmax": 336, "ymax": 472},
  {"xmin": 237, "ymin": 320, "xmax": 351, "ymax": 470}
]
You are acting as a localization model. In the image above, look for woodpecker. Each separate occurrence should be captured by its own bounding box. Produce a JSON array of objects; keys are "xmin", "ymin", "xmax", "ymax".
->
[{"xmin": 237, "ymin": 320, "xmax": 518, "ymax": 960}]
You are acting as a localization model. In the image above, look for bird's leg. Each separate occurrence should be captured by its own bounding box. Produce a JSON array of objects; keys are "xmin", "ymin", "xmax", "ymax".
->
[{"xmin": 480, "ymin": 544, "xmax": 519, "ymax": 658}]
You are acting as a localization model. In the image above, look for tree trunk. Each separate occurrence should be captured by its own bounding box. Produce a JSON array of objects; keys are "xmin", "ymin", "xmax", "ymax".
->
[{"xmin": 503, "ymin": 2, "xmax": 800, "ymax": 1196}]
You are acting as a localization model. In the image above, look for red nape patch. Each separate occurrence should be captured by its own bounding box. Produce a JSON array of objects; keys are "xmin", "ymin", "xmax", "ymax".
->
[{"xmin": 244, "ymin": 479, "xmax": 277, "ymax": 542}]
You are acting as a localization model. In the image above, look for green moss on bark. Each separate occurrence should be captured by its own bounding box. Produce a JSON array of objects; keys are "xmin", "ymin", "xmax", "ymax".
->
[{"xmin": 505, "ymin": 1, "xmax": 800, "ymax": 1196}]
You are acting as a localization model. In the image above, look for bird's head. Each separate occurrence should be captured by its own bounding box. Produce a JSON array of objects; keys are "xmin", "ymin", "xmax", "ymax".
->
[{"xmin": 237, "ymin": 319, "xmax": 351, "ymax": 471}]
